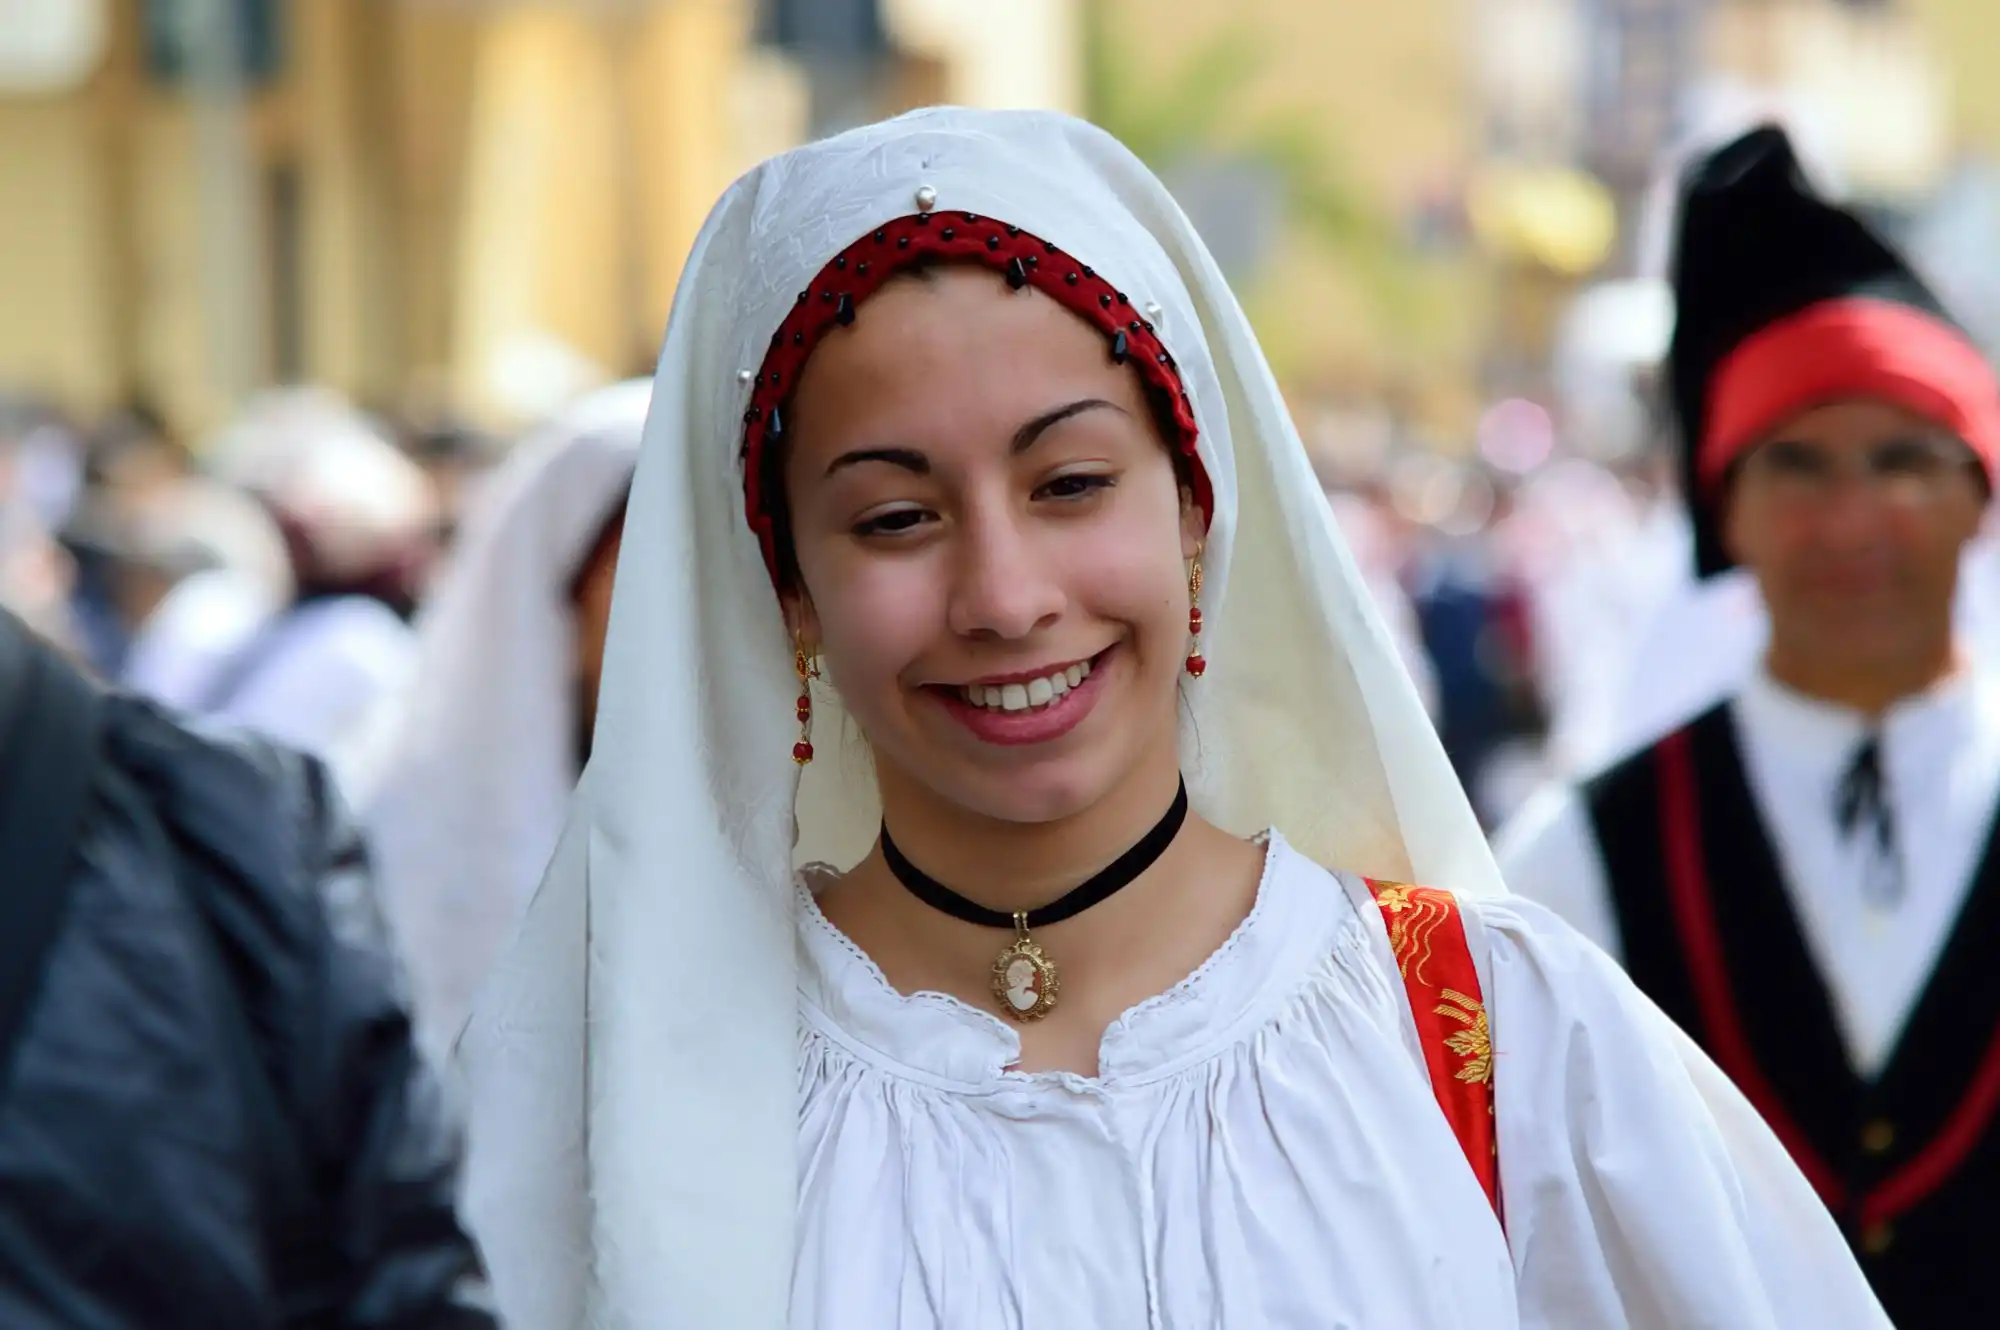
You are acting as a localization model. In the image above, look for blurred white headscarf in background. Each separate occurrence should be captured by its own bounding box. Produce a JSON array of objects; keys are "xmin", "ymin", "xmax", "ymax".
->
[{"xmin": 353, "ymin": 380, "xmax": 648, "ymax": 1059}]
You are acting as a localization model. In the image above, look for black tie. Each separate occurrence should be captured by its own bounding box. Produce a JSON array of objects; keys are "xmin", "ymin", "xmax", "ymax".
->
[{"xmin": 1835, "ymin": 734, "xmax": 1902, "ymax": 908}]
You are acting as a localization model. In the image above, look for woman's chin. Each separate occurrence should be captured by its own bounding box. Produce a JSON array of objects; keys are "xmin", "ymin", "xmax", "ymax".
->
[
  {"xmin": 929, "ymin": 737, "xmax": 1161, "ymax": 827},
  {"xmin": 971, "ymin": 775, "xmax": 1110, "ymax": 826}
]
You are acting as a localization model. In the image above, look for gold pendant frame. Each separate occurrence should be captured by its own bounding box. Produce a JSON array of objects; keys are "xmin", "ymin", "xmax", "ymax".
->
[{"xmin": 991, "ymin": 911, "xmax": 1060, "ymax": 1022}]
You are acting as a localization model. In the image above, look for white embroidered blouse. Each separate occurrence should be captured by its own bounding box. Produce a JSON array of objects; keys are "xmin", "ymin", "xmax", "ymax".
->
[{"xmin": 790, "ymin": 832, "xmax": 1887, "ymax": 1328}]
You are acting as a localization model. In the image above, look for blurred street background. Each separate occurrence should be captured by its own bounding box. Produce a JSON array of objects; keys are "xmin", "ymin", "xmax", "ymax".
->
[{"xmin": 2, "ymin": 0, "xmax": 1996, "ymax": 824}]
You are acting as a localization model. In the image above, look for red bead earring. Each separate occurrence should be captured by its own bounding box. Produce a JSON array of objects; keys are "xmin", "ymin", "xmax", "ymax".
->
[
  {"xmin": 1185, "ymin": 550, "xmax": 1206, "ymax": 677},
  {"xmin": 793, "ymin": 642, "xmax": 820, "ymax": 765}
]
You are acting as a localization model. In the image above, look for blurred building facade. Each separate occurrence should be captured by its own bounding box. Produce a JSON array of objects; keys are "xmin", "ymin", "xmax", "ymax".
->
[
  {"xmin": 1091, "ymin": 0, "xmax": 1490, "ymax": 447},
  {"xmin": 0, "ymin": 0, "xmax": 1080, "ymax": 442},
  {"xmin": 1080, "ymin": 0, "xmax": 1995, "ymax": 462},
  {"xmin": 1, "ymin": 0, "xmax": 1991, "ymax": 455},
  {"xmin": 1482, "ymin": 0, "xmax": 2000, "ymax": 461}
]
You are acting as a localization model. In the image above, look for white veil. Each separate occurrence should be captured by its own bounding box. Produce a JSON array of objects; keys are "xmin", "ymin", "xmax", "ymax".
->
[{"xmin": 460, "ymin": 108, "xmax": 1506, "ymax": 1330}]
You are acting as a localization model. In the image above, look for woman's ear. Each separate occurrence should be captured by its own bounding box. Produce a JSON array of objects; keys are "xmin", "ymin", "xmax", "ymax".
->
[
  {"xmin": 782, "ymin": 588, "xmax": 822, "ymax": 650},
  {"xmin": 1179, "ymin": 487, "xmax": 1207, "ymax": 560}
]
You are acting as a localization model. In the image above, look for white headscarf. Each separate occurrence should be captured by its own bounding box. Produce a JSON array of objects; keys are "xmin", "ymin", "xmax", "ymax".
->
[
  {"xmin": 352, "ymin": 380, "xmax": 648, "ymax": 1059},
  {"xmin": 461, "ymin": 108, "xmax": 1505, "ymax": 1330}
]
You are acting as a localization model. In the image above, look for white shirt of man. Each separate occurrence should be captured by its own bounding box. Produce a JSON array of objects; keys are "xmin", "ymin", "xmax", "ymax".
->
[{"xmin": 1498, "ymin": 662, "xmax": 2000, "ymax": 1077}]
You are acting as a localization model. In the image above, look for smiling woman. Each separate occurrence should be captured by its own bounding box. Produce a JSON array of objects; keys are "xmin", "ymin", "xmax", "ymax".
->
[{"xmin": 459, "ymin": 109, "xmax": 1893, "ymax": 1330}]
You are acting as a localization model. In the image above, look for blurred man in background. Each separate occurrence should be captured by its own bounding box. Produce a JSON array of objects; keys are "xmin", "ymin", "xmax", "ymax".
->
[
  {"xmin": 1404, "ymin": 469, "xmax": 1548, "ymax": 826},
  {"xmin": 1498, "ymin": 125, "xmax": 2000, "ymax": 1326},
  {"xmin": 397, "ymin": 410, "xmax": 502, "ymax": 566},
  {"xmin": 196, "ymin": 389, "xmax": 440, "ymax": 771},
  {"xmin": 61, "ymin": 404, "xmax": 193, "ymax": 674},
  {"xmin": 103, "ymin": 477, "xmax": 297, "ymax": 711},
  {"xmin": 1322, "ymin": 481, "xmax": 1439, "ymax": 719}
]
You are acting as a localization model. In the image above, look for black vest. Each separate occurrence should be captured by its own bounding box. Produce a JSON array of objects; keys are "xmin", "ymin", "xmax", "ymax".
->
[{"xmin": 1585, "ymin": 703, "xmax": 2000, "ymax": 1327}]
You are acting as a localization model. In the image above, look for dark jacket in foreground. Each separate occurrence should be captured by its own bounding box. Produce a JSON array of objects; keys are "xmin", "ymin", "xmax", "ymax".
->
[{"xmin": 0, "ymin": 620, "xmax": 497, "ymax": 1328}]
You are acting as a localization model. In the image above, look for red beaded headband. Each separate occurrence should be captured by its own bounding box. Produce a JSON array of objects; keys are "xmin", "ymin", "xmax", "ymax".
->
[{"xmin": 738, "ymin": 206, "xmax": 1214, "ymax": 585}]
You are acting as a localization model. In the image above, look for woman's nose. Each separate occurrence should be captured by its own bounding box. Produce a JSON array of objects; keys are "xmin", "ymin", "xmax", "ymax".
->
[{"xmin": 945, "ymin": 511, "xmax": 1064, "ymax": 641}]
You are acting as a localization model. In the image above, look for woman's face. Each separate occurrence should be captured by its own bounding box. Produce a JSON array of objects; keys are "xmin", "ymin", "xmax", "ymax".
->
[{"xmin": 783, "ymin": 265, "xmax": 1203, "ymax": 825}]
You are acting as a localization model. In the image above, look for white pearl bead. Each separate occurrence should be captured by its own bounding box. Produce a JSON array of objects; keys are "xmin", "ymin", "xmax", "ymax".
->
[
  {"xmin": 1144, "ymin": 301, "xmax": 1164, "ymax": 326},
  {"xmin": 914, "ymin": 184, "xmax": 938, "ymax": 213},
  {"xmin": 736, "ymin": 369, "xmax": 754, "ymax": 385}
]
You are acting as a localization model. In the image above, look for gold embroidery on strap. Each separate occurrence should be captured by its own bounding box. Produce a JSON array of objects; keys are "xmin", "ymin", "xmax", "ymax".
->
[
  {"xmin": 1372, "ymin": 881, "xmax": 1453, "ymax": 985},
  {"xmin": 1435, "ymin": 988, "xmax": 1494, "ymax": 1086}
]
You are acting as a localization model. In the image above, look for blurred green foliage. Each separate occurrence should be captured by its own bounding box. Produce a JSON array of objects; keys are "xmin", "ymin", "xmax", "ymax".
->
[{"xmin": 1080, "ymin": 0, "xmax": 1441, "ymax": 343}]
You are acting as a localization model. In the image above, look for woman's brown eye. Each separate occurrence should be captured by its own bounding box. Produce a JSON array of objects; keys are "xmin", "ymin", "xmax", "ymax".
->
[
  {"xmin": 1037, "ymin": 474, "xmax": 1113, "ymax": 501},
  {"xmin": 854, "ymin": 508, "xmax": 931, "ymax": 537}
]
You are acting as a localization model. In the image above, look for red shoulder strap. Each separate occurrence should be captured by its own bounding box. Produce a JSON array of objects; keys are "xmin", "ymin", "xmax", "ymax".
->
[{"xmin": 1365, "ymin": 879, "xmax": 1501, "ymax": 1219}]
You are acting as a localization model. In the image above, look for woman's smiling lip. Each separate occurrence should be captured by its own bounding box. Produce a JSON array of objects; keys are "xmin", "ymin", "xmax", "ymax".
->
[{"xmin": 925, "ymin": 646, "xmax": 1115, "ymax": 746}]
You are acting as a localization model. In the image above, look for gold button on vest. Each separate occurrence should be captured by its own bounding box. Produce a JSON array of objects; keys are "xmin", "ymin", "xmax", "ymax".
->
[{"xmin": 1861, "ymin": 1119, "xmax": 1896, "ymax": 1155}]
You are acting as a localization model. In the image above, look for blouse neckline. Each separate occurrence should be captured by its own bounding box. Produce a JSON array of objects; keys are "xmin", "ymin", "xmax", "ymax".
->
[{"xmin": 794, "ymin": 831, "xmax": 1359, "ymax": 1090}]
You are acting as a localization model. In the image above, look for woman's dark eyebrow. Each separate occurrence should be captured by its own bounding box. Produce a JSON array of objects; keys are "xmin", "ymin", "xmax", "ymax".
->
[
  {"xmin": 820, "ymin": 399, "xmax": 1125, "ymax": 477},
  {"xmin": 1013, "ymin": 399, "xmax": 1124, "ymax": 454},
  {"xmin": 823, "ymin": 447, "xmax": 930, "ymax": 478}
]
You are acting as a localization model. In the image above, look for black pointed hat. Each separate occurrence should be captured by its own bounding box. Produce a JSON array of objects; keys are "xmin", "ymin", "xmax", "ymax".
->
[{"xmin": 1666, "ymin": 125, "xmax": 1997, "ymax": 578}]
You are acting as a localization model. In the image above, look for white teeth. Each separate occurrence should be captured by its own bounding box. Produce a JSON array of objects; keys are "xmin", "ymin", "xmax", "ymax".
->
[{"xmin": 959, "ymin": 659, "xmax": 1096, "ymax": 713}]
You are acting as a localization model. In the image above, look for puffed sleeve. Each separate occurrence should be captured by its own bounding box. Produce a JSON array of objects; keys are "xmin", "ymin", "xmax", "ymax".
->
[{"xmin": 1474, "ymin": 895, "xmax": 1888, "ymax": 1329}]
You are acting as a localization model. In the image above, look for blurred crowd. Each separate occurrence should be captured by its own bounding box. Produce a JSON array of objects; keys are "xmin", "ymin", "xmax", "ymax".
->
[
  {"xmin": 0, "ymin": 378, "xmax": 1926, "ymax": 838},
  {"xmin": 9, "ymin": 367, "xmax": 1998, "ymax": 855},
  {"xmin": 0, "ymin": 381, "xmax": 1550, "ymax": 824},
  {"xmin": 0, "ymin": 380, "xmax": 652, "ymax": 1055},
  {"xmin": 0, "ymin": 389, "xmax": 474, "ymax": 772}
]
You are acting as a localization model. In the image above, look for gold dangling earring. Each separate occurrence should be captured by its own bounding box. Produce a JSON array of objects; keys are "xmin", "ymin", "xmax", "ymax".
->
[
  {"xmin": 1185, "ymin": 548, "xmax": 1206, "ymax": 677},
  {"xmin": 793, "ymin": 641, "xmax": 820, "ymax": 765}
]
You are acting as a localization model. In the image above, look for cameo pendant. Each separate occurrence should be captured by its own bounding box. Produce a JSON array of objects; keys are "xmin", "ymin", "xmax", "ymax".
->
[{"xmin": 991, "ymin": 911, "xmax": 1060, "ymax": 1022}]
